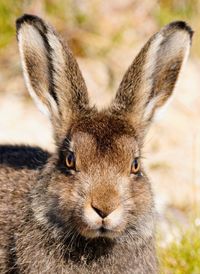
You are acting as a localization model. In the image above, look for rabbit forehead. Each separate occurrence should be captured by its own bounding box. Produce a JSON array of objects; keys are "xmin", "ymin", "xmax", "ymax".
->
[
  {"xmin": 69, "ymin": 115, "xmax": 140, "ymax": 170},
  {"xmin": 72, "ymin": 114, "xmax": 137, "ymax": 141},
  {"xmin": 72, "ymin": 131, "xmax": 138, "ymax": 153}
]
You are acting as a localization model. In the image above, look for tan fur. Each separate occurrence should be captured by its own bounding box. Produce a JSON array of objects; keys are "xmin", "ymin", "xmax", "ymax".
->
[{"xmin": 0, "ymin": 15, "xmax": 192, "ymax": 273}]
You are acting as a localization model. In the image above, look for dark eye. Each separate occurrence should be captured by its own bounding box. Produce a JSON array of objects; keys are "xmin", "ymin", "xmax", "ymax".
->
[
  {"xmin": 66, "ymin": 151, "xmax": 76, "ymax": 170},
  {"xmin": 131, "ymin": 158, "xmax": 140, "ymax": 174}
]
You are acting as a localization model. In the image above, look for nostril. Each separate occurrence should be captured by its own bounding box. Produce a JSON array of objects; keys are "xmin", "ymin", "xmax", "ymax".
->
[{"xmin": 91, "ymin": 205, "xmax": 108, "ymax": 218}]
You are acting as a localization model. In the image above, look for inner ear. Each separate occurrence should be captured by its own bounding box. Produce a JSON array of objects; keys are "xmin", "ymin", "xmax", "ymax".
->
[
  {"xmin": 17, "ymin": 21, "xmax": 58, "ymax": 117},
  {"xmin": 16, "ymin": 14, "xmax": 91, "ymax": 144},
  {"xmin": 109, "ymin": 21, "xmax": 192, "ymax": 128}
]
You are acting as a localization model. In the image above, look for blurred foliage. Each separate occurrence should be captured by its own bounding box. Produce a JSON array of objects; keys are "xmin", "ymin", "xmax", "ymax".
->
[
  {"xmin": 158, "ymin": 223, "xmax": 200, "ymax": 274},
  {"xmin": 0, "ymin": 0, "xmax": 126, "ymax": 57},
  {"xmin": 155, "ymin": 0, "xmax": 198, "ymax": 25},
  {"xmin": 1, "ymin": 0, "xmax": 200, "ymax": 56},
  {"xmin": 0, "ymin": 0, "xmax": 23, "ymax": 48}
]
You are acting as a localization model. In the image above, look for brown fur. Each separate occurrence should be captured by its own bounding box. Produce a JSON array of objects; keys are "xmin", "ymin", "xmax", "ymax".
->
[{"xmin": 0, "ymin": 14, "xmax": 192, "ymax": 273}]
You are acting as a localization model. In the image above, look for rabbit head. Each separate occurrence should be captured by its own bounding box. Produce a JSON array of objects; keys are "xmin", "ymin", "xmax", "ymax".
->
[{"xmin": 16, "ymin": 15, "xmax": 192, "ymax": 241}]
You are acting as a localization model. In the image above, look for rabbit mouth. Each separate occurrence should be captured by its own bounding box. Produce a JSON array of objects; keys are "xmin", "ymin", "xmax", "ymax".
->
[
  {"xmin": 99, "ymin": 227, "xmax": 108, "ymax": 234},
  {"xmin": 79, "ymin": 225, "xmax": 123, "ymax": 239},
  {"xmin": 98, "ymin": 226, "xmax": 122, "ymax": 238},
  {"xmin": 95, "ymin": 226, "xmax": 118, "ymax": 237}
]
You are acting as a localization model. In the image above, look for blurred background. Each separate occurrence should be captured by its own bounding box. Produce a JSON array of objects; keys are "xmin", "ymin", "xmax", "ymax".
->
[{"xmin": 0, "ymin": 0, "xmax": 200, "ymax": 272}]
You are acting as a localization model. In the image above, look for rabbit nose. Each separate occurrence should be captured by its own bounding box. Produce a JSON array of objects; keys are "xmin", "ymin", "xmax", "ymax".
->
[{"xmin": 91, "ymin": 205, "xmax": 109, "ymax": 218}]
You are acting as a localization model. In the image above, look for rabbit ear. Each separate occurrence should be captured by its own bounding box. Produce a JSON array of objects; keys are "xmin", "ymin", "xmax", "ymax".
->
[
  {"xmin": 110, "ymin": 21, "xmax": 193, "ymax": 129},
  {"xmin": 16, "ymin": 14, "xmax": 89, "ymax": 138}
]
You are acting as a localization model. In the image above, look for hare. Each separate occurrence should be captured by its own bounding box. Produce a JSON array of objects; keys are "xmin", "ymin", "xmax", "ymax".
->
[{"xmin": 0, "ymin": 14, "xmax": 192, "ymax": 274}]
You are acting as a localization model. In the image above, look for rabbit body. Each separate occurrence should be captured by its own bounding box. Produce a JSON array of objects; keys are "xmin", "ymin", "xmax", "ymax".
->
[
  {"xmin": 0, "ymin": 145, "xmax": 156, "ymax": 274},
  {"xmin": 0, "ymin": 14, "xmax": 192, "ymax": 274}
]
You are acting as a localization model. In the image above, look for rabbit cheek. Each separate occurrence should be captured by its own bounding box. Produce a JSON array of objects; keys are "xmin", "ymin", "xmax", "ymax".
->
[
  {"xmin": 125, "ymin": 178, "xmax": 153, "ymax": 222},
  {"xmin": 133, "ymin": 180, "xmax": 152, "ymax": 212}
]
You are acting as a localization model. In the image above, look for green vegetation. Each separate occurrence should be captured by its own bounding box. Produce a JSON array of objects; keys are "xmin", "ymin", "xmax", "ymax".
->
[
  {"xmin": 0, "ymin": 0, "xmax": 23, "ymax": 48},
  {"xmin": 158, "ymin": 222, "xmax": 200, "ymax": 274},
  {"xmin": 154, "ymin": 0, "xmax": 198, "ymax": 26},
  {"xmin": 1, "ymin": 0, "xmax": 200, "ymax": 56}
]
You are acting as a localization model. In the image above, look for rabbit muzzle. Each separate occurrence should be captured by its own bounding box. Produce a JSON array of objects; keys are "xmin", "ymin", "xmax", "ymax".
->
[{"xmin": 82, "ymin": 202, "xmax": 125, "ymax": 238}]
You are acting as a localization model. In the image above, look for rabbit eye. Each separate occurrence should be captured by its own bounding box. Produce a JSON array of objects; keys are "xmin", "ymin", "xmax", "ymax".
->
[
  {"xmin": 66, "ymin": 151, "xmax": 76, "ymax": 170},
  {"xmin": 131, "ymin": 158, "xmax": 140, "ymax": 174}
]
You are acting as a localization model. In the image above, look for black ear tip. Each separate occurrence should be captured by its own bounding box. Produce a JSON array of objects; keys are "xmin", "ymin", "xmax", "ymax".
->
[
  {"xmin": 16, "ymin": 14, "xmax": 45, "ymax": 33},
  {"xmin": 16, "ymin": 14, "xmax": 37, "ymax": 30},
  {"xmin": 16, "ymin": 14, "xmax": 48, "ymax": 42},
  {"xmin": 167, "ymin": 21, "xmax": 194, "ymax": 40}
]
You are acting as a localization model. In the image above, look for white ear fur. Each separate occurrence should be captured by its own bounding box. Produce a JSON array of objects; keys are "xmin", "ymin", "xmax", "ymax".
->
[
  {"xmin": 149, "ymin": 95, "xmax": 174, "ymax": 121},
  {"xmin": 18, "ymin": 23, "xmax": 59, "ymax": 118},
  {"xmin": 142, "ymin": 33, "xmax": 164, "ymax": 95},
  {"xmin": 142, "ymin": 28, "xmax": 191, "ymax": 122},
  {"xmin": 139, "ymin": 33, "xmax": 164, "ymax": 121},
  {"xmin": 150, "ymin": 38, "xmax": 190, "ymax": 123},
  {"xmin": 46, "ymin": 32, "xmax": 71, "ymax": 107}
]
